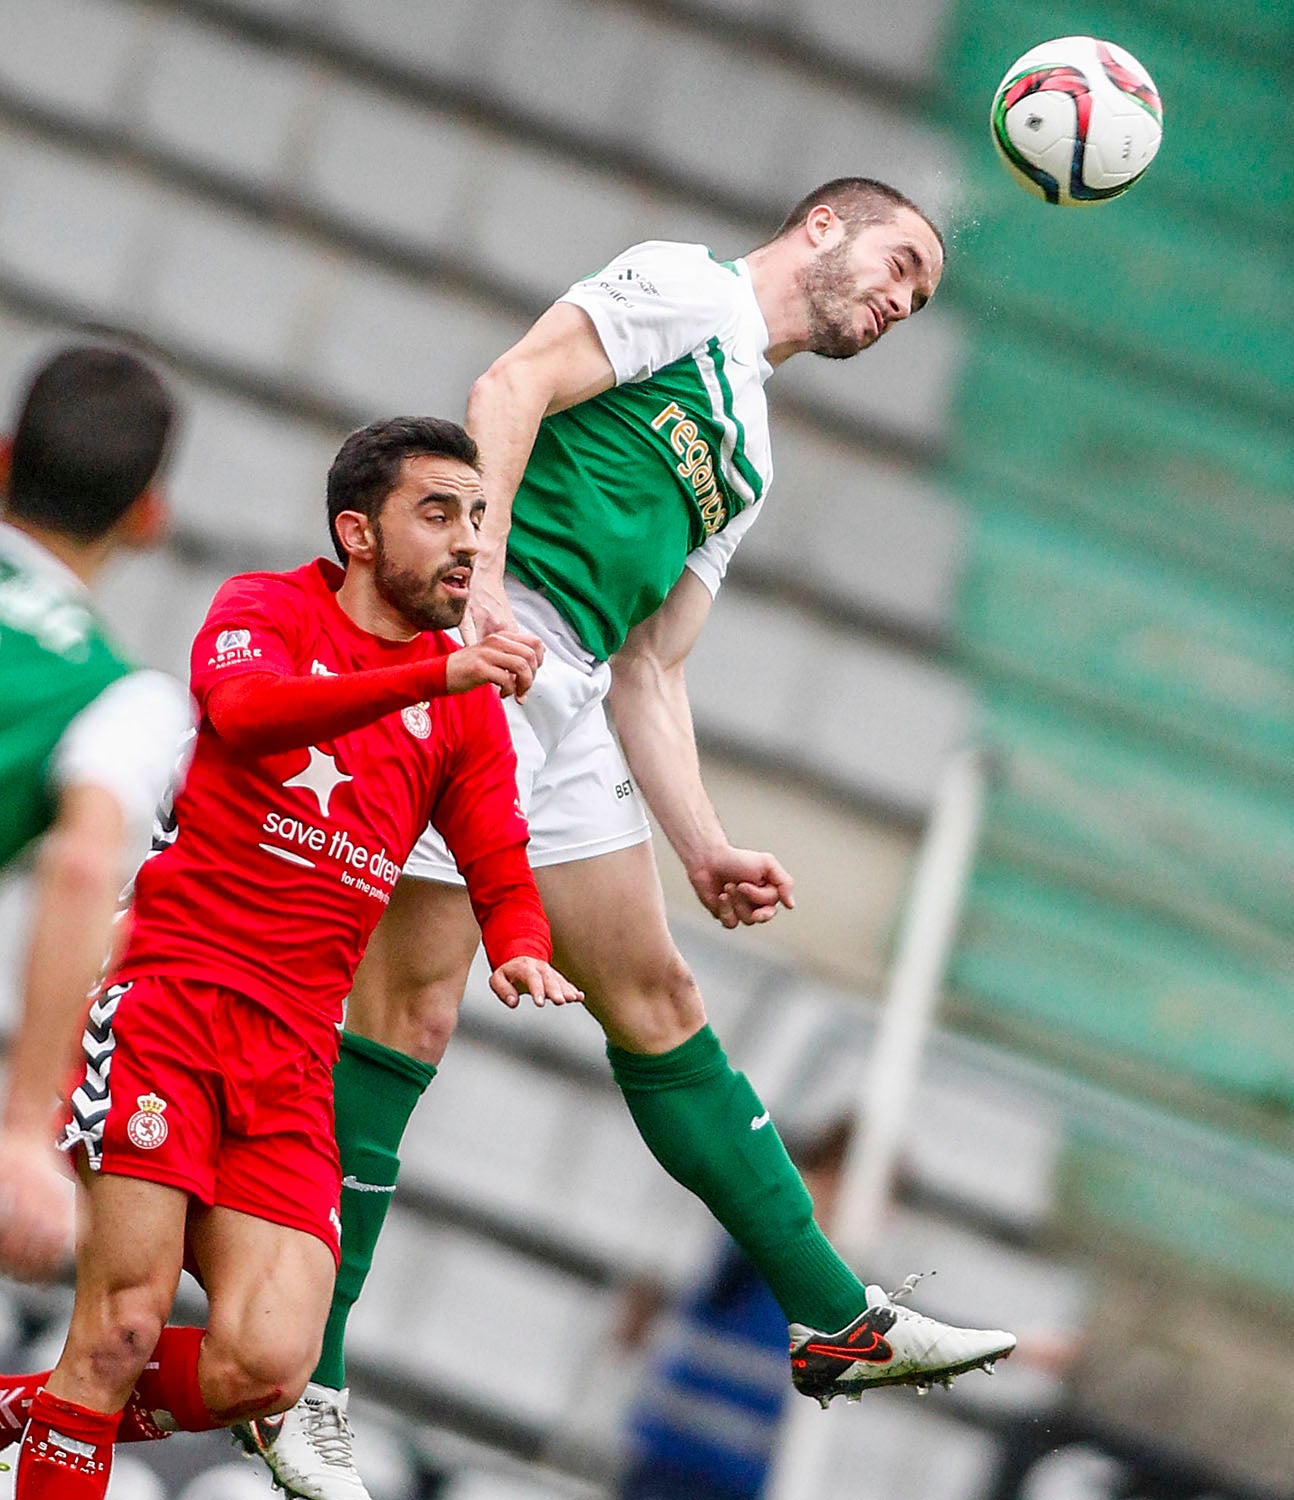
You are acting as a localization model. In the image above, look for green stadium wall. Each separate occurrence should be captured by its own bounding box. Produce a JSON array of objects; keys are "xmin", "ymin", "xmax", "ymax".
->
[{"xmin": 934, "ymin": 0, "xmax": 1294, "ymax": 1295}]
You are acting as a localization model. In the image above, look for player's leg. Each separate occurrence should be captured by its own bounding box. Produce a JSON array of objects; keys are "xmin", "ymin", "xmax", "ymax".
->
[
  {"xmin": 15, "ymin": 1172, "xmax": 186, "ymax": 1498},
  {"xmin": 536, "ymin": 840, "xmax": 869, "ymax": 1330},
  {"xmin": 320, "ymin": 874, "xmax": 477, "ymax": 1394},
  {"xmin": 537, "ymin": 844, "xmax": 1015, "ymax": 1400},
  {"xmin": 186, "ymin": 1203, "xmax": 337, "ymax": 1422}
]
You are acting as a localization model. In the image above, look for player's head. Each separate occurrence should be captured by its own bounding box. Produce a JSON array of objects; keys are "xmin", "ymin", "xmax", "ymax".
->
[
  {"xmin": 3, "ymin": 344, "xmax": 176, "ymax": 545},
  {"xmin": 327, "ymin": 416, "xmax": 484, "ymax": 632},
  {"xmin": 766, "ymin": 178, "xmax": 944, "ymax": 359}
]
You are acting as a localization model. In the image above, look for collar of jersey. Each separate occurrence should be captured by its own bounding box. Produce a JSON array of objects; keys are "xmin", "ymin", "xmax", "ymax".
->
[{"xmin": 0, "ymin": 520, "xmax": 91, "ymax": 600}]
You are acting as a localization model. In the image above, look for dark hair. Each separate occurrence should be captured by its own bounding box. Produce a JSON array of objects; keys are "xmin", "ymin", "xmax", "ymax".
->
[
  {"xmin": 6, "ymin": 346, "xmax": 176, "ymax": 542},
  {"xmin": 326, "ymin": 416, "xmax": 480, "ymax": 563},
  {"xmin": 772, "ymin": 176, "xmax": 945, "ymax": 254}
]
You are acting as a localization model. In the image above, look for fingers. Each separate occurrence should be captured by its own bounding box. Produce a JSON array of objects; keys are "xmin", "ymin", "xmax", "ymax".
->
[
  {"xmin": 490, "ymin": 960, "xmax": 585, "ymax": 1009},
  {"xmin": 449, "ymin": 633, "xmax": 545, "ymax": 699},
  {"xmin": 716, "ymin": 879, "xmax": 790, "ymax": 927}
]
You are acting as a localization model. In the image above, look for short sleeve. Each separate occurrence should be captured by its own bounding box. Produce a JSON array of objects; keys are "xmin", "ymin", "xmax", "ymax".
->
[
  {"xmin": 50, "ymin": 670, "xmax": 195, "ymax": 870},
  {"xmin": 683, "ymin": 495, "xmax": 765, "ymax": 597},
  {"xmin": 559, "ymin": 242, "xmax": 738, "ymax": 386},
  {"xmin": 190, "ymin": 573, "xmax": 301, "ymax": 711}
]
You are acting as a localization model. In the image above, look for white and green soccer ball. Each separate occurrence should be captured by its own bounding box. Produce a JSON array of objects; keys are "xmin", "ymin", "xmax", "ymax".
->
[{"xmin": 990, "ymin": 35, "xmax": 1163, "ymax": 205}]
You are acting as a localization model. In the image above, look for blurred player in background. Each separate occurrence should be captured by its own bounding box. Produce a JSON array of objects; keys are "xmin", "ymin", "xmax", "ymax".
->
[
  {"xmin": 0, "ymin": 345, "xmax": 190, "ymax": 1283},
  {"xmin": 254, "ymin": 179, "xmax": 1014, "ymax": 1500},
  {"xmin": 0, "ymin": 417, "xmax": 580, "ymax": 1499}
]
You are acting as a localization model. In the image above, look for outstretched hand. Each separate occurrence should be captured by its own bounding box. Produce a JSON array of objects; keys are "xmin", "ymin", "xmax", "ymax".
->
[
  {"xmin": 445, "ymin": 630, "xmax": 544, "ymax": 701},
  {"xmin": 489, "ymin": 956, "xmax": 585, "ymax": 1010},
  {"xmin": 689, "ymin": 846, "xmax": 795, "ymax": 930},
  {"xmin": 0, "ymin": 1132, "xmax": 76, "ymax": 1282}
]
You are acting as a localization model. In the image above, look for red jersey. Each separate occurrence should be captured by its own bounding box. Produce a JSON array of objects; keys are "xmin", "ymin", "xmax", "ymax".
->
[{"xmin": 115, "ymin": 560, "xmax": 535, "ymax": 1024}]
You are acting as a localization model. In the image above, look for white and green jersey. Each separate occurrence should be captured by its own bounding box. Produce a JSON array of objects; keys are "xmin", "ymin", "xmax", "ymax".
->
[
  {"xmin": 0, "ymin": 522, "xmax": 191, "ymax": 870},
  {"xmin": 507, "ymin": 240, "xmax": 774, "ymax": 660}
]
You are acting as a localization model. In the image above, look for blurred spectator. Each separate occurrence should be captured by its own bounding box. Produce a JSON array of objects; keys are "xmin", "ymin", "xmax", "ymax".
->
[{"xmin": 616, "ymin": 1119, "xmax": 853, "ymax": 1500}]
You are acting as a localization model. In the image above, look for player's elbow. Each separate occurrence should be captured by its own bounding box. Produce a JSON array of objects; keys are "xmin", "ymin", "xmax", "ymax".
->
[{"xmin": 468, "ymin": 349, "xmax": 550, "ymax": 427}]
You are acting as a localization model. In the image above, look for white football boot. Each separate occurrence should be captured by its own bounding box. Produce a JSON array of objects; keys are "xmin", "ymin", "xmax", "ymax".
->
[
  {"xmin": 789, "ymin": 1275, "xmax": 1016, "ymax": 1406},
  {"xmin": 232, "ymin": 1382, "xmax": 371, "ymax": 1499}
]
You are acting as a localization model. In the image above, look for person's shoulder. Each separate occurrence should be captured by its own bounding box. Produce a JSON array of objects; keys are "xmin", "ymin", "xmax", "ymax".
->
[{"xmin": 210, "ymin": 560, "xmax": 329, "ymax": 610}]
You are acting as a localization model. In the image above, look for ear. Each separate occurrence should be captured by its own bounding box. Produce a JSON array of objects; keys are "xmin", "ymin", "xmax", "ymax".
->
[
  {"xmin": 333, "ymin": 509, "xmax": 376, "ymax": 563},
  {"xmin": 118, "ymin": 486, "xmax": 170, "ymax": 549},
  {"xmin": 803, "ymin": 203, "xmax": 843, "ymax": 250}
]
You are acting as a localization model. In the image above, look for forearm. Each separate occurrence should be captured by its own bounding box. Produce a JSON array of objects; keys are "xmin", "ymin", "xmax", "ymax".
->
[
  {"xmin": 5, "ymin": 792, "xmax": 125, "ymax": 1135},
  {"xmin": 206, "ymin": 659, "xmax": 450, "ymax": 756},
  {"xmin": 609, "ymin": 653, "xmax": 727, "ymax": 875},
  {"xmin": 464, "ymin": 364, "xmax": 550, "ymax": 581},
  {"xmin": 459, "ymin": 841, "xmax": 552, "ymax": 969}
]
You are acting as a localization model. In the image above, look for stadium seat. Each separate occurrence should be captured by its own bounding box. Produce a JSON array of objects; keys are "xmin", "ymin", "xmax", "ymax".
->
[
  {"xmin": 788, "ymin": 1395, "xmax": 1001, "ymax": 1500},
  {"xmin": 349, "ymin": 1210, "xmax": 618, "ymax": 1427}
]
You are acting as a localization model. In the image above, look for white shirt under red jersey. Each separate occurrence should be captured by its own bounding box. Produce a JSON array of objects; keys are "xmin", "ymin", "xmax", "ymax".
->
[{"xmin": 114, "ymin": 560, "xmax": 529, "ymax": 1026}]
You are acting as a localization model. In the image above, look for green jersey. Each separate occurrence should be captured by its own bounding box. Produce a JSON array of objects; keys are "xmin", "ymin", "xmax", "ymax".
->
[
  {"xmin": 0, "ymin": 523, "xmax": 189, "ymax": 868},
  {"xmin": 507, "ymin": 241, "xmax": 774, "ymax": 660}
]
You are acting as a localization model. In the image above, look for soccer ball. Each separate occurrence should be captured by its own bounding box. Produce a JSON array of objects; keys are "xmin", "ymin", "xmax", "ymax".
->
[{"xmin": 990, "ymin": 35, "xmax": 1163, "ymax": 205}]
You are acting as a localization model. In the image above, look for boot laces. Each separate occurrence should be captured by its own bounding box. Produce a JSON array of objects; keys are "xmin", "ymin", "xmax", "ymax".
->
[{"xmin": 304, "ymin": 1396, "xmax": 357, "ymax": 1470}]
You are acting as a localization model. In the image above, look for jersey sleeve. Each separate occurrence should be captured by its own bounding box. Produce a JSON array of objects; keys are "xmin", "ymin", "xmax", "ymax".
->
[
  {"xmin": 429, "ymin": 689, "xmax": 547, "ymax": 966},
  {"xmin": 189, "ymin": 573, "xmax": 302, "ymax": 712},
  {"xmin": 559, "ymin": 242, "xmax": 737, "ymax": 386},
  {"xmin": 50, "ymin": 670, "xmax": 195, "ymax": 871},
  {"xmin": 683, "ymin": 495, "xmax": 766, "ymax": 597}
]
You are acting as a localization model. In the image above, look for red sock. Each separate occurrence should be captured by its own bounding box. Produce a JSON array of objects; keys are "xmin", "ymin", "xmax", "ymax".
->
[
  {"xmin": 120, "ymin": 1325, "xmax": 220, "ymax": 1438},
  {"xmin": 0, "ymin": 1371, "xmax": 50, "ymax": 1451},
  {"xmin": 15, "ymin": 1389, "xmax": 119, "ymax": 1498}
]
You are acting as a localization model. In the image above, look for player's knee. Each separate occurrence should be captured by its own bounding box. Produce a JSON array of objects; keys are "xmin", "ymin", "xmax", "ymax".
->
[
  {"xmin": 658, "ymin": 952, "xmax": 705, "ymax": 1032},
  {"xmin": 403, "ymin": 976, "xmax": 462, "ymax": 1061},
  {"xmin": 199, "ymin": 1331, "xmax": 318, "ymax": 1422},
  {"xmin": 603, "ymin": 951, "xmax": 705, "ymax": 1052},
  {"xmin": 350, "ymin": 966, "xmax": 464, "ymax": 1066},
  {"xmin": 75, "ymin": 1287, "xmax": 169, "ymax": 1388}
]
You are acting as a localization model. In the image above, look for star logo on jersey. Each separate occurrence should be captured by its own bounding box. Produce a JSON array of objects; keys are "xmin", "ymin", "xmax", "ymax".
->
[{"xmin": 282, "ymin": 746, "xmax": 352, "ymax": 817}]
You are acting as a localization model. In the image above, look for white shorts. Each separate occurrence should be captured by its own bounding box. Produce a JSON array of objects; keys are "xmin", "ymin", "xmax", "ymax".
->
[{"xmin": 404, "ymin": 649, "xmax": 651, "ymax": 885}]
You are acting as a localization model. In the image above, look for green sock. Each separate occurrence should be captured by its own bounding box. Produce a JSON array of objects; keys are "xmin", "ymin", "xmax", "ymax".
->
[
  {"xmin": 608, "ymin": 1025, "xmax": 866, "ymax": 1332},
  {"xmin": 313, "ymin": 1030, "xmax": 436, "ymax": 1390}
]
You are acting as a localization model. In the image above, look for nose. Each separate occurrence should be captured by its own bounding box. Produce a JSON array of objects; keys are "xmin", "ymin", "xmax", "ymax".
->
[
  {"xmin": 453, "ymin": 516, "xmax": 480, "ymax": 556},
  {"xmin": 885, "ymin": 284, "xmax": 913, "ymax": 322}
]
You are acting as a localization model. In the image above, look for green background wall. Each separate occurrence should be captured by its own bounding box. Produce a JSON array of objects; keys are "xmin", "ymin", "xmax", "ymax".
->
[{"xmin": 935, "ymin": 0, "xmax": 1293, "ymax": 1294}]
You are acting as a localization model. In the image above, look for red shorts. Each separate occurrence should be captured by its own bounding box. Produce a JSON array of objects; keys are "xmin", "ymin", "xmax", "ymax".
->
[{"xmin": 61, "ymin": 975, "xmax": 342, "ymax": 1266}]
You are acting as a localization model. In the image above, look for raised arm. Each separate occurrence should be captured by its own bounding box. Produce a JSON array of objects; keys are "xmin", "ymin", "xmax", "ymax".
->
[
  {"xmin": 608, "ymin": 571, "xmax": 794, "ymax": 929},
  {"xmin": 464, "ymin": 302, "xmax": 614, "ymax": 636}
]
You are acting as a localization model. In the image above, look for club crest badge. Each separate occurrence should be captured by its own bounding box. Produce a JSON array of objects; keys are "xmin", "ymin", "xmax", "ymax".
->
[
  {"xmin": 126, "ymin": 1092, "xmax": 169, "ymax": 1150},
  {"xmin": 215, "ymin": 628, "xmax": 251, "ymax": 652},
  {"xmin": 401, "ymin": 702, "xmax": 431, "ymax": 740}
]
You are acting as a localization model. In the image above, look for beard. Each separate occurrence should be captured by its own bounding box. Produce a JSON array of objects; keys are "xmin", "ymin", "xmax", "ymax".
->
[
  {"xmin": 798, "ymin": 241, "xmax": 873, "ymax": 360},
  {"xmin": 373, "ymin": 529, "xmax": 467, "ymax": 633}
]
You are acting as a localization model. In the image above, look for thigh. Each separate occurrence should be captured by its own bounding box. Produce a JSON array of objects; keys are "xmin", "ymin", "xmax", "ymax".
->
[
  {"xmin": 74, "ymin": 1170, "xmax": 188, "ymax": 1303},
  {"xmin": 188, "ymin": 1201, "xmax": 336, "ymax": 1366},
  {"xmin": 536, "ymin": 842, "xmax": 705, "ymax": 1052},
  {"xmin": 347, "ymin": 873, "xmax": 480, "ymax": 1055},
  {"xmin": 56, "ymin": 1172, "xmax": 188, "ymax": 1406}
]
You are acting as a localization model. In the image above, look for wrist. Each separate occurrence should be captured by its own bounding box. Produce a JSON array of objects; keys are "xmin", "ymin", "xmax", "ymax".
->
[{"xmin": 418, "ymin": 656, "xmax": 450, "ymax": 698}]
